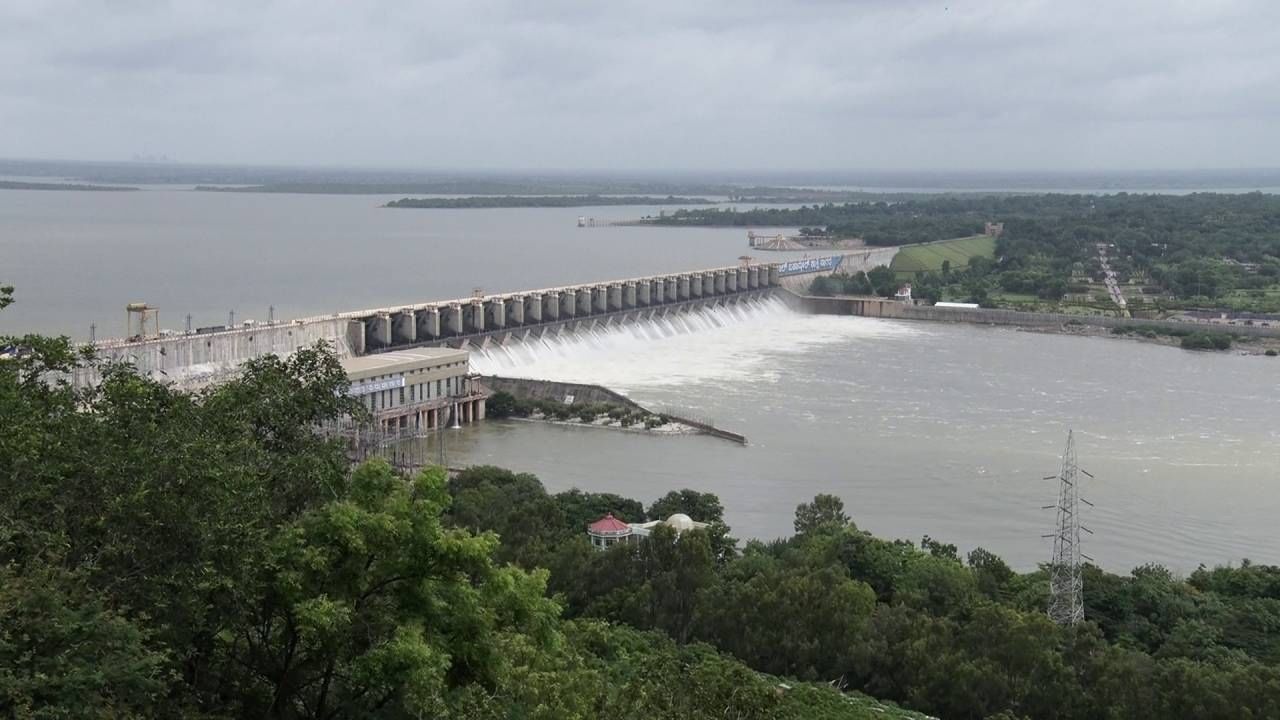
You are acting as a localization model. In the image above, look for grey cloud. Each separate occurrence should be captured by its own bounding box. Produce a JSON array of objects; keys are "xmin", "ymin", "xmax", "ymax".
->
[{"xmin": 2, "ymin": 0, "xmax": 1278, "ymax": 170}]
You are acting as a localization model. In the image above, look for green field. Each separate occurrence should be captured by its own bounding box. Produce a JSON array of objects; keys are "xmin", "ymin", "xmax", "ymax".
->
[{"xmin": 889, "ymin": 234, "xmax": 995, "ymax": 278}]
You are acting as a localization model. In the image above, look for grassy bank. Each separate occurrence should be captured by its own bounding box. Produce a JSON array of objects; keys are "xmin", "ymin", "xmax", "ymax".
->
[{"xmin": 890, "ymin": 235, "xmax": 995, "ymax": 278}]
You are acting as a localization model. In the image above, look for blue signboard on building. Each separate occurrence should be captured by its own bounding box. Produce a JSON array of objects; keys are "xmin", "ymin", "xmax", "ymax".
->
[
  {"xmin": 350, "ymin": 376, "xmax": 406, "ymax": 396},
  {"xmin": 776, "ymin": 255, "xmax": 844, "ymax": 276}
]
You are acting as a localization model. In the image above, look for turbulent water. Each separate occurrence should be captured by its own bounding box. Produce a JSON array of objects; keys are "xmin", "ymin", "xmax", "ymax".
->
[{"xmin": 451, "ymin": 301, "xmax": 1280, "ymax": 573}]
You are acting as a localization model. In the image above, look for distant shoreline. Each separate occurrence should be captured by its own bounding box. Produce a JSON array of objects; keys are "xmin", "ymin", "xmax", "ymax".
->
[
  {"xmin": 0, "ymin": 180, "xmax": 138, "ymax": 192},
  {"xmin": 383, "ymin": 195, "xmax": 716, "ymax": 209}
]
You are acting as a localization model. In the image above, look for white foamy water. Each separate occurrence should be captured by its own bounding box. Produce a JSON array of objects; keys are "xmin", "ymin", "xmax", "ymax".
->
[{"xmin": 469, "ymin": 297, "xmax": 923, "ymax": 391}]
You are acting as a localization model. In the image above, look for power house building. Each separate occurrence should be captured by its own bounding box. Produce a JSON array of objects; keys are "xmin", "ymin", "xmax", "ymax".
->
[{"xmin": 340, "ymin": 348, "xmax": 487, "ymax": 432}]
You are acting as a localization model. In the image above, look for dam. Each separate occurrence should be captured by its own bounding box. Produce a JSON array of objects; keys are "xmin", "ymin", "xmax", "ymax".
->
[{"xmin": 75, "ymin": 257, "xmax": 864, "ymax": 389}]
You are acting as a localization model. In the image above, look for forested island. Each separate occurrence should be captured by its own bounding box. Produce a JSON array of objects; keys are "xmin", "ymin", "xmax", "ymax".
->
[
  {"xmin": 384, "ymin": 194, "xmax": 715, "ymax": 209},
  {"xmin": 4, "ymin": 305, "xmax": 1280, "ymax": 717},
  {"xmin": 0, "ymin": 179, "xmax": 138, "ymax": 191},
  {"xmin": 194, "ymin": 180, "xmax": 918, "ymax": 203}
]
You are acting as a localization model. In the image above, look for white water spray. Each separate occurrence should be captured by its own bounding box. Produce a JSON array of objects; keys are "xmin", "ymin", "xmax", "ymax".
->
[{"xmin": 468, "ymin": 296, "xmax": 925, "ymax": 392}]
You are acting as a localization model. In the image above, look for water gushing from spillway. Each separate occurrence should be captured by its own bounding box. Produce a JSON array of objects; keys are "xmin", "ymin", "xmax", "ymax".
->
[{"xmin": 467, "ymin": 296, "xmax": 923, "ymax": 392}]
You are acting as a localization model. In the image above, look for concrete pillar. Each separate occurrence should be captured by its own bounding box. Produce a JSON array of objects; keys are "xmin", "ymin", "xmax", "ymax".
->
[
  {"xmin": 544, "ymin": 291, "xmax": 560, "ymax": 321},
  {"xmin": 591, "ymin": 286, "xmax": 607, "ymax": 314},
  {"xmin": 663, "ymin": 278, "xmax": 675, "ymax": 303},
  {"xmin": 467, "ymin": 301, "xmax": 485, "ymax": 333},
  {"xmin": 768, "ymin": 265, "xmax": 780, "ymax": 286},
  {"xmin": 561, "ymin": 290, "xmax": 576, "ymax": 318},
  {"xmin": 608, "ymin": 284, "xmax": 623, "ymax": 312},
  {"xmin": 748, "ymin": 266, "xmax": 759, "ymax": 288},
  {"xmin": 507, "ymin": 296, "xmax": 524, "ymax": 326},
  {"xmin": 637, "ymin": 280, "xmax": 651, "ymax": 306},
  {"xmin": 525, "ymin": 294, "xmax": 542, "ymax": 323},
  {"xmin": 727, "ymin": 269, "xmax": 738, "ymax": 292},
  {"xmin": 392, "ymin": 310, "xmax": 416, "ymax": 344},
  {"xmin": 417, "ymin": 307, "xmax": 441, "ymax": 339},
  {"xmin": 703, "ymin": 273, "xmax": 716, "ymax": 296},
  {"xmin": 446, "ymin": 304, "xmax": 464, "ymax": 335},
  {"xmin": 475, "ymin": 398, "xmax": 485, "ymax": 420},
  {"xmin": 715, "ymin": 271, "xmax": 727, "ymax": 294},
  {"xmin": 624, "ymin": 282, "xmax": 637, "ymax": 309},
  {"xmin": 486, "ymin": 298, "xmax": 505, "ymax": 329},
  {"xmin": 736, "ymin": 268, "xmax": 747, "ymax": 291},
  {"xmin": 347, "ymin": 320, "xmax": 366, "ymax": 355},
  {"xmin": 573, "ymin": 288, "xmax": 590, "ymax": 316},
  {"xmin": 677, "ymin": 276, "xmax": 689, "ymax": 300},
  {"xmin": 369, "ymin": 314, "xmax": 392, "ymax": 348}
]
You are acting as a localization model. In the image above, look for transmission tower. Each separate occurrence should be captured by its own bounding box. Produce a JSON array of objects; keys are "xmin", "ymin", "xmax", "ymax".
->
[{"xmin": 1043, "ymin": 429, "xmax": 1094, "ymax": 626}]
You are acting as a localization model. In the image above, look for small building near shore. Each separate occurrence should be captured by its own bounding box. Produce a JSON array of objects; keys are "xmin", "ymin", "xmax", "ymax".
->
[
  {"xmin": 894, "ymin": 284, "xmax": 913, "ymax": 302},
  {"xmin": 341, "ymin": 348, "xmax": 487, "ymax": 433},
  {"xmin": 587, "ymin": 512, "xmax": 711, "ymax": 551},
  {"xmin": 587, "ymin": 513, "xmax": 633, "ymax": 550}
]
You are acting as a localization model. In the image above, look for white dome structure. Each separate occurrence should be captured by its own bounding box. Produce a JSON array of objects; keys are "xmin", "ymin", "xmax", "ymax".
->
[
  {"xmin": 665, "ymin": 513, "xmax": 697, "ymax": 531},
  {"xmin": 626, "ymin": 513, "xmax": 709, "ymax": 539}
]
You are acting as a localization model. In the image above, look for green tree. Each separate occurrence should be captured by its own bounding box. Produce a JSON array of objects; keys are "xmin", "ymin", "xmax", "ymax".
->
[
  {"xmin": 215, "ymin": 461, "xmax": 562, "ymax": 717},
  {"xmin": 693, "ymin": 557, "xmax": 875, "ymax": 680},
  {"xmin": 0, "ymin": 564, "xmax": 171, "ymax": 717},
  {"xmin": 794, "ymin": 494, "xmax": 850, "ymax": 535},
  {"xmin": 867, "ymin": 265, "xmax": 898, "ymax": 297},
  {"xmin": 648, "ymin": 489, "xmax": 725, "ymax": 523},
  {"xmin": 447, "ymin": 465, "xmax": 567, "ymax": 567},
  {"xmin": 486, "ymin": 390, "xmax": 518, "ymax": 418}
]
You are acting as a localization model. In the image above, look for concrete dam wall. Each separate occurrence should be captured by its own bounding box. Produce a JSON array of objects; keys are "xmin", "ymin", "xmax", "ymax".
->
[
  {"xmin": 77, "ymin": 254, "xmax": 868, "ymax": 391},
  {"xmin": 78, "ymin": 261, "xmax": 811, "ymax": 390}
]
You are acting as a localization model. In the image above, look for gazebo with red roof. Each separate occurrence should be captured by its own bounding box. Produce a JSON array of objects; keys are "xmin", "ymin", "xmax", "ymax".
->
[{"xmin": 587, "ymin": 513, "xmax": 633, "ymax": 550}]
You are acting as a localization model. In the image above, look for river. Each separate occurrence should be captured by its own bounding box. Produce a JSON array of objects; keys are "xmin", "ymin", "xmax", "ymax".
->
[
  {"xmin": 3, "ymin": 187, "xmax": 1277, "ymax": 573},
  {"xmin": 456, "ymin": 298, "xmax": 1280, "ymax": 573}
]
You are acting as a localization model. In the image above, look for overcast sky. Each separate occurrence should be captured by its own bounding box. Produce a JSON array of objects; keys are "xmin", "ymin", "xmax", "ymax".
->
[{"xmin": 3, "ymin": 0, "xmax": 1278, "ymax": 171}]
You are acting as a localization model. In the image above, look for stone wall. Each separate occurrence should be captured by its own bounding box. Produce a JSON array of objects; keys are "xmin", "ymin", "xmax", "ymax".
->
[
  {"xmin": 479, "ymin": 375, "xmax": 747, "ymax": 444},
  {"xmin": 794, "ymin": 292, "xmax": 1280, "ymax": 339}
]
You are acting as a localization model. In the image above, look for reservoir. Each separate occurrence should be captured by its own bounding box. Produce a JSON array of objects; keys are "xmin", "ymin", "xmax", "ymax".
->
[{"xmin": 3, "ymin": 187, "xmax": 1277, "ymax": 572}]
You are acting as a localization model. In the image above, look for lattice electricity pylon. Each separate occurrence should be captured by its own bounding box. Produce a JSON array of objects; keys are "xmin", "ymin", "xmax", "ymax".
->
[{"xmin": 1042, "ymin": 429, "xmax": 1095, "ymax": 626}]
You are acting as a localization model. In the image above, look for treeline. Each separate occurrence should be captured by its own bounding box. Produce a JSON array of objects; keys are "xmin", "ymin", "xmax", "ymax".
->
[
  {"xmin": 646, "ymin": 203, "xmax": 985, "ymax": 246},
  {"xmin": 0, "ymin": 180, "xmax": 138, "ymax": 192},
  {"xmin": 384, "ymin": 194, "xmax": 715, "ymax": 208},
  {"xmin": 195, "ymin": 180, "xmax": 877, "ymax": 199},
  {"xmin": 655, "ymin": 193, "xmax": 1280, "ymax": 309},
  {"xmin": 453, "ymin": 466, "xmax": 1280, "ymax": 720},
  {"xmin": 0, "ymin": 331, "xmax": 922, "ymax": 719}
]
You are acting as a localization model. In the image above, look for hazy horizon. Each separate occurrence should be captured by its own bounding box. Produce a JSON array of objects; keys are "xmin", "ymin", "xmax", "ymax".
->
[{"xmin": 4, "ymin": 1, "xmax": 1279, "ymax": 172}]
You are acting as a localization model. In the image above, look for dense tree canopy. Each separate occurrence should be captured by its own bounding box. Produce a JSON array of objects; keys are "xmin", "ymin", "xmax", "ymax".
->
[
  {"xmin": 452, "ymin": 458, "xmax": 1280, "ymax": 720},
  {"xmin": 4, "ymin": 306, "xmax": 1278, "ymax": 718}
]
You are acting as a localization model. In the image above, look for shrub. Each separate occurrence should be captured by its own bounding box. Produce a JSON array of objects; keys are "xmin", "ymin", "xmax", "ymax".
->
[
  {"xmin": 1181, "ymin": 333, "xmax": 1232, "ymax": 351},
  {"xmin": 1266, "ymin": 349, "xmax": 1278, "ymax": 357},
  {"xmin": 487, "ymin": 391, "xmax": 518, "ymax": 418}
]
